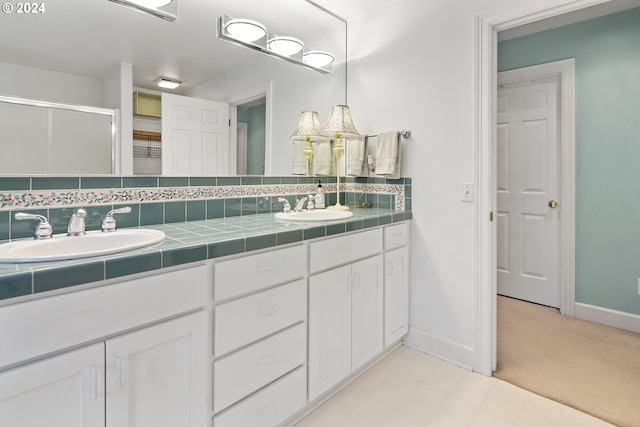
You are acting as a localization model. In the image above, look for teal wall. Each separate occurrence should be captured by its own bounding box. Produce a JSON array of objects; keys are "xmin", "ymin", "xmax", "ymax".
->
[
  {"xmin": 237, "ymin": 103, "xmax": 266, "ymax": 175},
  {"xmin": 498, "ymin": 8, "xmax": 640, "ymax": 315}
]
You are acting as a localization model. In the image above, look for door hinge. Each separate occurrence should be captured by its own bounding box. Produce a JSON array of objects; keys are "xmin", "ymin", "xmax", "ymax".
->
[{"xmin": 489, "ymin": 211, "xmax": 494, "ymax": 222}]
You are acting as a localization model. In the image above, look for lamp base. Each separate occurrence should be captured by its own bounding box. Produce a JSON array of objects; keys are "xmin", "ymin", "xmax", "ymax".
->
[{"xmin": 327, "ymin": 203, "xmax": 350, "ymax": 211}]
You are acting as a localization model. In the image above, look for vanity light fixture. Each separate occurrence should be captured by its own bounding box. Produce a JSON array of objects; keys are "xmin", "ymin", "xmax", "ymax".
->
[
  {"xmin": 107, "ymin": 0, "xmax": 177, "ymax": 22},
  {"xmin": 156, "ymin": 78, "xmax": 181, "ymax": 89},
  {"xmin": 224, "ymin": 18, "xmax": 267, "ymax": 43},
  {"xmin": 321, "ymin": 105, "xmax": 360, "ymax": 211},
  {"xmin": 268, "ymin": 36, "xmax": 304, "ymax": 57},
  {"xmin": 303, "ymin": 51, "xmax": 335, "ymax": 67},
  {"xmin": 291, "ymin": 111, "xmax": 325, "ymax": 176},
  {"xmin": 217, "ymin": 15, "xmax": 334, "ymax": 74}
]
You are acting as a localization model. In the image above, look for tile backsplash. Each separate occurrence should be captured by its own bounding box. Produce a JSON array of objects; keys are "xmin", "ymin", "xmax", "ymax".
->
[{"xmin": 0, "ymin": 176, "xmax": 411, "ymax": 241}]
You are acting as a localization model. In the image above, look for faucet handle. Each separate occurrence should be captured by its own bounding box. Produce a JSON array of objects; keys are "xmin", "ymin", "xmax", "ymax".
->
[
  {"xmin": 14, "ymin": 212, "xmax": 53, "ymax": 240},
  {"xmin": 277, "ymin": 198, "xmax": 291, "ymax": 213},
  {"xmin": 102, "ymin": 207, "xmax": 132, "ymax": 233},
  {"xmin": 307, "ymin": 195, "xmax": 315, "ymax": 211}
]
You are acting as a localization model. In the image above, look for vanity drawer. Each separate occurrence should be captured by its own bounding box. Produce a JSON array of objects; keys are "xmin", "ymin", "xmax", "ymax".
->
[
  {"xmin": 214, "ymin": 323, "xmax": 306, "ymax": 413},
  {"xmin": 384, "ymin": 222, "xmax": 409, "ymax": 250},
  {"xmin": 214, "ymin": 279, "xmax": 307, "ymax": 357},
  {"xmin": 309, "ymin": 228, "xmax": 382, "ymax": 273},
  {"xmin": 214, "ymin": 245, "xmax": 306, "ymax": 301},
  {"xmin": 214, "ymin": 367, "xmax": 306, "ymax": 427}
]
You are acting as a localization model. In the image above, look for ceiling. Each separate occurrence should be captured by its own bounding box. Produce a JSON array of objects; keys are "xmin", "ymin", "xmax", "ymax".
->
[{"xmin": 0, "ymin": 0, "xmax": 637, "ymax": 95}]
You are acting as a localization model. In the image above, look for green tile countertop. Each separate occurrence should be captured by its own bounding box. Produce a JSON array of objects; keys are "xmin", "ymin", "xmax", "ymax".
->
[{"xmin": 0, "ymin": 209, "xmax": 412, "ymax": 303}]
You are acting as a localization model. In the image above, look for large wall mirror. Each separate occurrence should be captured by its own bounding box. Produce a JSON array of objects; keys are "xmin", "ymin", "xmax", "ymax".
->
[{"xmin": 0, "ymin": 0, "xmax": 346, "ymax": 176}]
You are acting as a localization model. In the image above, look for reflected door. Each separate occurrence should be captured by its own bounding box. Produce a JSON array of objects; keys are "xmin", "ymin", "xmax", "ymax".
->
[{"xmin": 161, "ymin": 93, "xmax": 229, "ymax": 176}]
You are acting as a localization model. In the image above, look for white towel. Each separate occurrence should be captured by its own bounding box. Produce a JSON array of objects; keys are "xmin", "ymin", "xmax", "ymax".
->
[
  {"xmin": 292, "ymin": 141, "xmax": 308, "ymax": 175},
  {"xmin": 346, "ymin": 136, "xmax": 366, "ymax": 176},
  {"xmin": 313, "ymin": 140, "xmax": 333, "ymax": 176},
  {"xmin": 375, "ymin": 131, "xmax": 402, "ymax": 179}
]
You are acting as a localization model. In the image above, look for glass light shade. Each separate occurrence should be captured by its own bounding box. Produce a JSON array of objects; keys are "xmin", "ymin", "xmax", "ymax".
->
[
  {"xmin": 321, "ymin": 105, "xmax": 360, "ymax": 138},
  {"xmin": 129, "ymin": 0, "xmax": 172, "ymax": 7},
  {"xmin": 268, "ymin": 36, "xmax": 304, "ymax": 56},
  {"xmin": 303, "ymin": 51, "xmax": 335, "ymax": 67},
  {"xmin": 157, "ymin": 78, "xmax": 181, "ymax": 89},
  {"xmin": 291, "ymin": 111, "xmax": 324, "ymax": 141},
  {"xmin": 225, "ymin": 18, "xmax": 267, "ymax": 43}
]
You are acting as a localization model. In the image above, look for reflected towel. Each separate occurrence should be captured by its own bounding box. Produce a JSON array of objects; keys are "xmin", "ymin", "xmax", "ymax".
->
[
  {"xmin": 314, "ymin": 140, "xmax": 333, "ymax": 176},
  {"xmin": 346, "ymin": 136, "xmax": 366, "ymax": 176},
  {"xmin": 292, "ymin": 141, "xmax": 307, "ymax": 175},
  {"xmin": 375, "ymin": 131, "xmax": 401, "ymax": 179}
]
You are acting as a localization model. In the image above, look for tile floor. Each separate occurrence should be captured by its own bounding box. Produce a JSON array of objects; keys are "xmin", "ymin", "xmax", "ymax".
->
[{"xmin": 294, "ymin": 346, "xmax": 613, "ymax": 427}]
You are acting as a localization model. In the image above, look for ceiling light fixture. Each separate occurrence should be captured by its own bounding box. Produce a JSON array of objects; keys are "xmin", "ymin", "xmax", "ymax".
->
[
  {"xmin": 107, "ymin": 0, "xmax": 177, "ymax": 22},
  {"xmin": 268, "ymin": 36, "xmax": 304, "ymax": 57},
  {"xmin": 156, "ymin": 78, "xmax": 181, "ymax": 89},
  {"xmin": 217, "ymin": 15, "xmax": 334, "ymax": 74}
]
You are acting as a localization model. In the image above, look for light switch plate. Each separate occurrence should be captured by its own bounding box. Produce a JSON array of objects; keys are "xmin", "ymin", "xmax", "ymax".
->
[{"xmin": 461, "ymin": 182, "xmax": 474, "ymax": 202}]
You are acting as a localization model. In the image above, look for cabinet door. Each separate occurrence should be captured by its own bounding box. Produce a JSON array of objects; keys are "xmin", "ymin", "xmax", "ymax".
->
[
  {"xmin": 384, "ymin": 247, "xmax": 410, "ymax": 347},
  {"xmin": 0, "ymin": 343, "xmax": 104, "ymax": 427},
  {"xmin": 351, "ymin": 255, "xmax": 384, "ymax": 371},
  {"xmin": 106, "ymin": 311, "xmax": 207, "ymax": 427},
  {"xmin": 308, "ymin": 265, "xmax": 352, "ymax": 401}
]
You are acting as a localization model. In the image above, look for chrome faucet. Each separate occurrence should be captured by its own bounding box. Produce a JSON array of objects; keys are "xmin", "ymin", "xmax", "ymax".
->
[
  {"xmin": 67, "ymin": 208, "xmax": 87, "ymax": 236},
  {"xmin": 102, "ymin": 207, "xmax": 132, "ymax": 232},
  {"xmin": 294, "ymin": 195, "xmax": 316, "ymax": 212},
  {"xmin": 14, "ymin": 212, "xmax": 53, "ymax": 239},
  {"xmin": 277, "ymin": 197, "xmax": 291, "ymax": 213}
]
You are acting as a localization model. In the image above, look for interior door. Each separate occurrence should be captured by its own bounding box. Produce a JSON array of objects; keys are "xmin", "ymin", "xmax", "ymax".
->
[
  {"xmin": 161, "ymin": 93, "xmax": 229, "ymax": 176},
  {"xmin": 497, "ymin": 77, "xmax": 560, "ymax": 308}
]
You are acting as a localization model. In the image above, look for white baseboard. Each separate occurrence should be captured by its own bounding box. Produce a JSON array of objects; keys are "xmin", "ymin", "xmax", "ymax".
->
[
  {"xmin": 404, "ymin": 326, "xmax": 475, "ymax": 371},
  {"xmin": 574, "ymin": 302, "xmax": 640, "ymax": 334}
]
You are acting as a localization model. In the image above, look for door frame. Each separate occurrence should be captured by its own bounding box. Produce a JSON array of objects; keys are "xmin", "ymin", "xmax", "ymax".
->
[
  {"xmin": 498, "ymin": 59, "xmax": 576, "ymax": 313},
  {"xmin": 473, "ymin": 0, "xmax": 608, "ymax": 376},
  {"xmin": 228, "ymin": 82, "xmax": 273, "ymax": 175}
]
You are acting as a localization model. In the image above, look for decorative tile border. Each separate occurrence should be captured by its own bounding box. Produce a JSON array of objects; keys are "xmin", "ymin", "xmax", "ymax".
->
[{"xmin": 1, "ymin": 183, "xmax": 405, "ymax": 211}]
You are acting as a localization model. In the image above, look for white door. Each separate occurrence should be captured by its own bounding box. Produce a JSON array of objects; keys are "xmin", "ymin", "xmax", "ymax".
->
[
  {"xmin": 161, "ymin": 93, "xmax": 230, "ymax": 176},
  {"xmin": 0, "ymin": 343, "xmax": 104, "ymax": 427},
  {"xmin": 106, "ymin": 311, "xmax": 207, "ymax": 427},
  {"xmin": 351, "ymin": 255, "xmax": 384, "ymax": 371},
  {"xmin": 384, "ymin": 247, "xmax": 409, "ymax": 347},
  {"xmin": 308, "ymin": 264, "xmax": 352, "ymax": 401},
  {"xmin": 497, "ymin": 77, "xmax": 560, "ymax": 308}
]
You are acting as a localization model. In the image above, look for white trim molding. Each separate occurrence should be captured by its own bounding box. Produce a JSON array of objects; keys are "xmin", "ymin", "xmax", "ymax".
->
[
  {"xmin": 575, "ymin": 303, "xmax": 640, "ymax": 334},
  {"xmin": 473, "ymin": 0, "xmax": 612, "ymax": 376},
  {"xmin": 405, "ymin": 327, "xmax": 475, "ymax": 371}
]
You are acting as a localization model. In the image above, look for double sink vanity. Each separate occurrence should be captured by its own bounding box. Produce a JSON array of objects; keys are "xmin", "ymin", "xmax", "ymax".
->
[{"xmin": 0, "ymin": 207, "xmax": 411, "ymax": 427}]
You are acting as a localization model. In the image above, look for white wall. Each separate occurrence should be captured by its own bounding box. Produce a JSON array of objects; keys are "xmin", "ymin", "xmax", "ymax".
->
[
  {"xmin": 102, "ymin": 63, "xmax": 134, "ymax": 175},
  {"xmin": 346, "ymin": 0, "xmax": 505, "ymax": 369},
  {"xmin": 0, "ymin": 61, "xmax": 102, "ymax": 105}
]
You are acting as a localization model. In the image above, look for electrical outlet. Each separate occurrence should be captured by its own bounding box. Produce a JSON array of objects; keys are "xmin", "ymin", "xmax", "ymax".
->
[{"xmin": 461, "ymin": 182, "xmax": 474, "ymax": 202}]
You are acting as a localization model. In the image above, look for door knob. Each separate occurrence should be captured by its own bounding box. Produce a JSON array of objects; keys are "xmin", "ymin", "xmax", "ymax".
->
[{"xmin": 548, "ymin": 200, "xmax": 558, "ymax": 208}]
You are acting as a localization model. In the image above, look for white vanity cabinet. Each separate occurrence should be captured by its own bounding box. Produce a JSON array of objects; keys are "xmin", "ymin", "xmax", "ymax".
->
[
  {"xmin": 308, "ymin": 229, "xmax": 384, "ymax": 401},
  {"xmin": 0, "ymin": 265, "xmax": 209, "ymax": 427},
  {"xmin": 383, "ymin": 223, "xmax": 410, "ymax": 347},
  {"xmin": 213, "ymin": 245, "xmax": 307, "ymax": 427},
  {"xmin": 0, "ymin": 343, "xmax": 105, "ymax": 427}
]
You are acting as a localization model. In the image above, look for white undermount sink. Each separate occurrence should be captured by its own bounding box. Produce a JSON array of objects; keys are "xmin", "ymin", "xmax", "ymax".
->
[
  {"xmin": 274, "ymin": 210, "xmax": 354, "ymax": 222},
  {"xmin": 0, "ymin": 228, "xmax": 166, "ymax": 263}
]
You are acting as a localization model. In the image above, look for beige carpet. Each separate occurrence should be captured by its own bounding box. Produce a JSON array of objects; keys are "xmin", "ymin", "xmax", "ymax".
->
[{"xmin": 494, "ymin": 296, "xmax": 640, "ymax": 427}]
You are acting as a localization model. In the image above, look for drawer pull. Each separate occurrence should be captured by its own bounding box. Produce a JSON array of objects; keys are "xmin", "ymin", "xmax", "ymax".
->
[
  {"xmin": 257, "ymin": 354, "xmax": 278, "ymax": 367},
  {"xmin": 257, "ymin": 264, "xmax": 280, "ymax": 272},
  {"xmin": 258, "ymin": 403, "xmax": 277, "ymax": 418},
  {"xmin": 387, "ymin": 261, "xmax": 394, "ymax": 275},
  {"xmin": 392, "ymin": 231, "xmax": 404, "ymax": 237},
  {"xmin": 257, "ymin": 306, "xmax": 279, "ymax": 318},
  {"xmin": 115, "ymin": 357, "xmax": 123, "ymax": 391}
]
